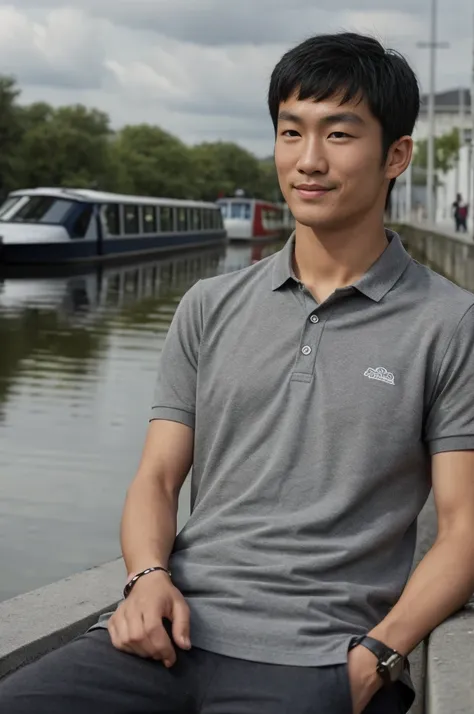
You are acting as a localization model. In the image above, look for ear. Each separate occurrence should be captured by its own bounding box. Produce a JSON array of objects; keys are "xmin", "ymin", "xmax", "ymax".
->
[{"xmin": 385, "ymin": 136, "xmax": 413, "ymax": 180}]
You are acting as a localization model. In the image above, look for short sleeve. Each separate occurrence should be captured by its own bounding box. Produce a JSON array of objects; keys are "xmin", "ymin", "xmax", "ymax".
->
[
  {"xmin": 425, "ymin": 304, "xmax": 474, "ymax": 454},
  {"xmin": 149, "ymin": 281, "xmax": 202, "ymax": 429}
]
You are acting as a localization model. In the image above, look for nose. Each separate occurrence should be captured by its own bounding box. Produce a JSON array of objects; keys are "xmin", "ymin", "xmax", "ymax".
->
[{"xmin": 295, "ymin": 137, "xmax": 329, "ymax": 176}]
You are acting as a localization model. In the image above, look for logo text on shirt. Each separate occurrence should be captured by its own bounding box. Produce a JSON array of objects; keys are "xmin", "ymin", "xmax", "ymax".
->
[{"xmin": 364, "ymin": 367, "xmax": 395, "ymax": 386}]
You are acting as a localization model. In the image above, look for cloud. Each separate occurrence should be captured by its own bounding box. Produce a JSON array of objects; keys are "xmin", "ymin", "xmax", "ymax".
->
[
  {"xmin": 12, "ymin": 0, "xmax": 427, "ymax": 46},
  {"xmin": 0, "ymin": 6, "xmax": 108, "ymax": 89},
  {"xmin": 3, "ymin": 0, "xmax": 474, "ymax": 158}
]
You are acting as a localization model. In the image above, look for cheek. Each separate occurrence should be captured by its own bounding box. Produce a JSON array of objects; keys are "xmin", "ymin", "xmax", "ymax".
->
[
  {"xmin": 337, "ymin": 151, "xmax": 384, "ymax": 192},
  {"xmin": 274, "ymin": 141, "xmax": 294, "ymax": 172}
]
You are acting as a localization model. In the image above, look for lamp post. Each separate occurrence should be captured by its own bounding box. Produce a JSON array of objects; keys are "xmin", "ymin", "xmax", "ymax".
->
[{"xmin": 417, "ymin": 0, "xmax": 449, "ymax": 223}]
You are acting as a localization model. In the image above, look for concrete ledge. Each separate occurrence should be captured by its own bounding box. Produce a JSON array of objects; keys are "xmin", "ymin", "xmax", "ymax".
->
[
  {"xmin": 426, "ymin": 600, "xmax": 474, "ymax": 714},
  {"xmin": 0, "ymin": 558, "xmax": 124, "ymax": 679}
]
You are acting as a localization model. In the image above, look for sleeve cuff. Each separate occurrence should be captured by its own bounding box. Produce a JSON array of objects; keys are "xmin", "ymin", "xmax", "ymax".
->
[
  {"xmin": 149, "ymin": 406, "xmax": 195, "ymax": 429},
  {"xmin": 428, "ymin": 435, "xmax": 474, "ymax": 455}
]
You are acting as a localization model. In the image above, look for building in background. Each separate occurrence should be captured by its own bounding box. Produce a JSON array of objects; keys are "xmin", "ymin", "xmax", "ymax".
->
[
  {"xmin": 405, "ymin": 88, "xmax": 473, "ymax": 226},
  {"xmin": 416, "ymin": 88, "xmax": 471, "ymax": 141}
]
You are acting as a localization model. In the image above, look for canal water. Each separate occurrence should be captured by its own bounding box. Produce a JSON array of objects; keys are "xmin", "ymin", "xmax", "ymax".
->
[{"xmin": 0, "ymin": 241, "xmax": 283, "ymax": 602}]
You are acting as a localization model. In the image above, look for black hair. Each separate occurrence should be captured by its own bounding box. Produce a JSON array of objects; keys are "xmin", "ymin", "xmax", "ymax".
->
[{"xmin": 268, "ymin": 32, "xmax": 420, "ymax": 205}]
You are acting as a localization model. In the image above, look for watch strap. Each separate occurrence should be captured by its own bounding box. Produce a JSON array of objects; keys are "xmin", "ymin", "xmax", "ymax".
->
[
  {"xmin": 349, "ymin": 635, "xmax": 404, "ymax": 685},
  {"xmin": 349, "ymin": 635, "xmax": 397, "ymax": 660}
]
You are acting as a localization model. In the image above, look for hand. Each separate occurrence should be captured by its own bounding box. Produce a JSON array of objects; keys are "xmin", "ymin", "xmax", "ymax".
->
[
  {"xmin": 107, "ymin": 570, "xmax": 191, "ymax": 667},
  {"xmin": 347, "ymin": 645, "xmax": 383, "ymax": 714}
]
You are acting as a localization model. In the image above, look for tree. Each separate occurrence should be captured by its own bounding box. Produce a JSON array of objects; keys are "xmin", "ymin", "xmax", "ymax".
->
[
  {"xmin": 257, "ymin": 158, "xmax": 282, "ymax": 202},
  {"xmin": 413, "ymin": 129, "xmax": 460, "ymax": 174},
  {"xmin": 0, "ymin": 74, "xmax": 283, "ymax": 204},
  {"xmin": 0, "ymin": 76, "xmax": 23, "ymax": 197},
  {"xmin": 190, "ymin": 142, "xmax": 262, "ymax": 201},
  {"xmin": 114, "ymin": 125, "xmax": 193, "ymax": 198},
  {"xmin": 15, "ymin": 104, "xmax": 115, "ymax": 190}
]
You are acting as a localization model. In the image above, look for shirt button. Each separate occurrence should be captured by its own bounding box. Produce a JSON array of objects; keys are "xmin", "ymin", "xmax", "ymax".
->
[
  {"xmin": 309, "ymin": 315, "xmax": 319, "ymax": 324},
  {"xmin": 302, "ymin": 345, "xmax": 312, "ymax": 356}
]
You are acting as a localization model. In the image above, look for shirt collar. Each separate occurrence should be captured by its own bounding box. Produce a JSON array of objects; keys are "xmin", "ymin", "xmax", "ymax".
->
[{"xmin": 271, "ymin": 230, "xmax": 411, "ymax": 302}]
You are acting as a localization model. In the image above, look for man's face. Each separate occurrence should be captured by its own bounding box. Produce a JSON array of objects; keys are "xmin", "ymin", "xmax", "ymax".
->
[{"xmin": 274, "ymin": 92, "xmax": 392, "ymax": 231}]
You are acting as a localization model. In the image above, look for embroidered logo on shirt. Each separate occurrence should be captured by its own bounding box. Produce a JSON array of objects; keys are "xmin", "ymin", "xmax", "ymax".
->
[{"xmin": 364, "ymin": 367, "xmax": 395, "ymax": 386}]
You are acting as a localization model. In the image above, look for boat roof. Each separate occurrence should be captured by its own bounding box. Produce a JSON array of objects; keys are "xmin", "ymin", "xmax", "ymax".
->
[{"xmin": 8, "ymin": 187, "xmax": 219, "ymax": 210}]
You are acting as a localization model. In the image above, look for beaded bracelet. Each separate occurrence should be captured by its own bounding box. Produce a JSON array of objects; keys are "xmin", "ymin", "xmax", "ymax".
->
[{"xmin": 123, "ymin": 566, "xmax": 172, "ymax": 599}]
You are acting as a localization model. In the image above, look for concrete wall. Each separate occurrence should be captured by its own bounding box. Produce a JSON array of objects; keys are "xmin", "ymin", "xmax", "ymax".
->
[
  {"xmin": 0, "ymin": 558, "xmax": 124, "ymax": 679},
  {"xmin": 393, "ymin": 221, "xmax": 474, "ymax": 292}
]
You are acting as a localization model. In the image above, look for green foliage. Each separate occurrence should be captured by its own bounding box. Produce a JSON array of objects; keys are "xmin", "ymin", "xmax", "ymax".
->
[
  {"xmin": 413, "ymin": 129, "xmax": 461, "ymax": 174},
  {"xmin": 0, "ymin": 75, "xmax": 281, "ymax": 203},
  {"xmin": 0, "ymin": 76, "xmax": 24, "ymax": 195}
]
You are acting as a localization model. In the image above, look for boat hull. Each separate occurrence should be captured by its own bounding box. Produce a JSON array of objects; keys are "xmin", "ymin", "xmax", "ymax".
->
[{"xmin": 0, "ymin": 231, "xmax": 227, "ymax": 265}]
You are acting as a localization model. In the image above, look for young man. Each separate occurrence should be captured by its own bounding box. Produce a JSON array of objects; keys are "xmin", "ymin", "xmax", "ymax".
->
[{"xmin": 1, "ymin": 32, "xmax": 474, "ymax": 714}]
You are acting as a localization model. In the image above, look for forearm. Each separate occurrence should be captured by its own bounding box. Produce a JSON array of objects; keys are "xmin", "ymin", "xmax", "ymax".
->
[
  {"xmin": 120, "ymin": 476, "xmax": 179, "ymax": 575},
  {"xmin": 369, "ymin": 529, "xmax": 474, "ymax": 656}
]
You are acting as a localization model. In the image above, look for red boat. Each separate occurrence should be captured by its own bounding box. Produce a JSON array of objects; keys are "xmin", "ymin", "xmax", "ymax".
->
[{"xmin": 217, "ymin": 198, "xmax": 291, "ymax": 240}]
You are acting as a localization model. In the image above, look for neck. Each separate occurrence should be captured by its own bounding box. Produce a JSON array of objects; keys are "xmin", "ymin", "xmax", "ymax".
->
[{"xmin": 293, "ymin": 214, "xmax": 388, "ymax": 302}]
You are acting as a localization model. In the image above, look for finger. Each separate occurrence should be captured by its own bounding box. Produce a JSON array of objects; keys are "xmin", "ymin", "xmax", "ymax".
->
[
  {"xmin": 107, "ymin": 619, "xmax": 136, "ymax": 656},
  {"xmin": 142, "ymin": 609, "xmax": 177, "ymax": 666},
  {"xmin": 171, "ymin": 598, "xmax": 191, "ymax": 650},
  {"xmin": 121, "ymin": 608, "xmax": 154, "ymax": 659}
]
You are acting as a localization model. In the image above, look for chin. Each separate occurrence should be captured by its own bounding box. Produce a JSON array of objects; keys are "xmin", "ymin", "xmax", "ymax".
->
[{"xmin": 292, "ymin": 208, "xmax": 339, "ymax": 230}]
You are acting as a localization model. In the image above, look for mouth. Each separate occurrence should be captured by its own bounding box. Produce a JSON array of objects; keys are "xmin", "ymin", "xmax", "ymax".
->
[{"xmin": 293, "ymin": 184, "xmax": 334, "ymax": 199}]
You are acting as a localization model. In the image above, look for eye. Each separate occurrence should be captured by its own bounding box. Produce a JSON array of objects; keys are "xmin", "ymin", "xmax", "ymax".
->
[
  {"xmin": 282, "ymin": 130, "xmax": 300, "ymax": 137},
  {"xmin": 329, "ymin": 131, "xmax": 351, "ymax": 139}
]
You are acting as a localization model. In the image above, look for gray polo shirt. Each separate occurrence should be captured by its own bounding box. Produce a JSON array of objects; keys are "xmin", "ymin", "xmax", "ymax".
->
[{"xmin": 150, "ymin": 230, "xmax": 474, "ymax": 667}]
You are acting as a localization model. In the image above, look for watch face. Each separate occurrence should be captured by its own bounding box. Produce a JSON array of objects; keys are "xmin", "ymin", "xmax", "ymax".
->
[{"xmin": 383, "ymin": 653, "xmax": 405, "ymax": 682}]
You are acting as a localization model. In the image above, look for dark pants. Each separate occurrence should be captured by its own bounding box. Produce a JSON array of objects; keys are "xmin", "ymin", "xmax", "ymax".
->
[
  {"xmin": 0, "ymin": 629, "xmax": 408, "ymax": 713},
  {"xmin": 455, "ymin": 217, "xmax": 467, "ymax": 232}
]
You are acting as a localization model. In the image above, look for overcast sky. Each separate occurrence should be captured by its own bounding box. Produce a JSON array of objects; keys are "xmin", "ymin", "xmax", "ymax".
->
[{"xmin": 1, "ymin": 0, "xmax": 472, "ymax": 156}]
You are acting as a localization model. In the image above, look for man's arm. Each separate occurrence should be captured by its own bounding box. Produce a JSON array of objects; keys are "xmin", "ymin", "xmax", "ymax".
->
[
  {"xmin": 120, "ymin": 419, "xmax": 194, "ymax": 576},
  {"xmin": 368, "ymin": 450, "xmax": 474, "ymax": 655},
  {"xmin": 108, "ymin": 419, "xmax": 194, "ymax": 664},
  {"xmin": 348, "ymin": 450, "xmax": 474, "ymax": 714}
]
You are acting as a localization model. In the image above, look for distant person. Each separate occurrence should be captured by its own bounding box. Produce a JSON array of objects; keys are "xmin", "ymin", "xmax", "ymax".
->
[
  {"xmin": 452, "ymin": 192, "xmax": 468, "ymax": 232},
  {"xmin": 2, "ymin": 32, "xmax": 474, "ymax": 714}
]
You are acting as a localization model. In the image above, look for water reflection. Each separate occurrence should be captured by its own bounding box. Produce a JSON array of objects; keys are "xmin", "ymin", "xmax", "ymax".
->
[{"xmin": 0, "ymin": 239, "xmax": 283, "ymax": 601}]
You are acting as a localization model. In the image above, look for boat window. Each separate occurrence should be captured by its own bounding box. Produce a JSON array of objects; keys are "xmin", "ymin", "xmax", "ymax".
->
[
  {"xmin": 0, "ymin": 196, "xmax": 22, "ymax": 219},
  {"xmin": 193, "ymin": 210, "xmax": 199, "ymax": 230},
  {"xmin": 192, "ymin": 208, "xmax": 202, "ymax": 231},
  {"xmin": 218, "ymin": 203, "xmax": 228, "ymax": 219},
  {"xmin": 124, "ymin": 205, "xmax": 139, "ymax": 234},
  {"xmin": 230, "ymin": 202, "xmax": 251, "ymax": 220},
  {"xmin": 70, "ymin": 205, "xmax": 93, "ymax": 239},
  {"xmin": 177, "ymin": 208, "xmax": 188, "ymax": 232},
  {"xmin": 104, "ymin": 204, "xmax": 120, "ymax": 235},
  {"xmin": 160, "ymin": 206, "xmax": 173, "ymax": 232},
  {"xmin": 143, "ymin": 206, "xmax": 157, "ymax": 233},
  {"xmin": 9, "ymin": 196, "xmax": 74, "ymax": 224}
]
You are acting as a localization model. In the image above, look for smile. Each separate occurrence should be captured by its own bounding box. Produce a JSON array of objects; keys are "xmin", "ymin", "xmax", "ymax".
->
[{"xmin": 293, "ymin": 186, "xmax": 333, "ymax": 199}]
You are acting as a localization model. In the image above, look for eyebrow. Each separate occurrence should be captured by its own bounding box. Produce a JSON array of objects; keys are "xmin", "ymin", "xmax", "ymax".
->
[{"xmin": 277, "ymin": 110, "xmax": 365, "ymax": 127}]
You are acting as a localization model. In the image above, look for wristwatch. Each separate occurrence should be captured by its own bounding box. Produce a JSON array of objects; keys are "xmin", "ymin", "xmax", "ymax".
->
[{"xmin": 348, "ymin": 635, "xmax": 405, "ymax": 686}]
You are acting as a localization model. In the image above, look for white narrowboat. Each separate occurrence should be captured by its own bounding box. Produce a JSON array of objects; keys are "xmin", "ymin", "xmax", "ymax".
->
[{"xmin": 0, "ymin": 188, "xmax": 227, "ymax": 264}]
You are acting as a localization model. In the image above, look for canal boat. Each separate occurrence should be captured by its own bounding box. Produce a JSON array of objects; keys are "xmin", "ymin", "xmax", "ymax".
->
[
  {"xmin": 216, "ymin": 197, "xmax": 289, "ymax": 240},
  {"xmin": 0, "ymin": 188, "xmax": 227, "ymax": 265}
]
